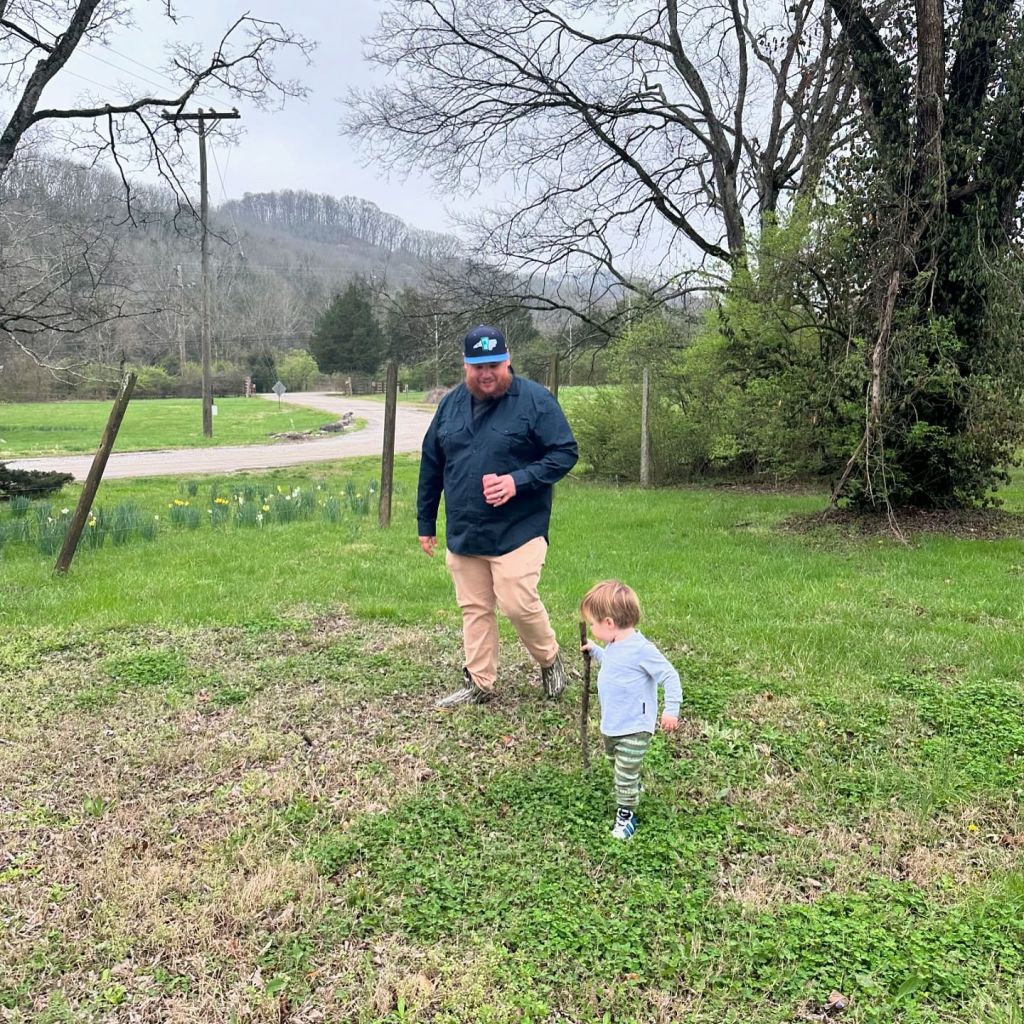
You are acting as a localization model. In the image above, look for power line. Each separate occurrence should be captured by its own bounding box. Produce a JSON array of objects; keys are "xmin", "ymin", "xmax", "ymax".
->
[
  {"xmin": 86, "ymin": 40, "xmax": 239, "ymax": 109},
  {"xmin": 56, "ymin": 65, "xmax": 238, "ymax": 116},
  {"xmin": 77, "ymin": 49, "xmax": 179, "ymax": 97},
  {"xmin": 209, "ymin": 142, "xmax": 245, "ymax": 258}
]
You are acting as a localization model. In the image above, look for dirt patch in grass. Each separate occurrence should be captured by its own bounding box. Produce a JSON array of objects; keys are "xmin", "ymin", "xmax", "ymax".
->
[
  {"xmin": 713, "ymin": 804, "xmax": 1024, "ymax": 912},
  {"xmin": 783, "ymin": 505, "xmax": 1024, "ymax": 540},
  {"xmin": 704, "ymin": 689, "xmax": 1024, "ymax": 909},
  {"xmin": 0, "ymin": 618, "xmax": 575, "ymax": 1022}
]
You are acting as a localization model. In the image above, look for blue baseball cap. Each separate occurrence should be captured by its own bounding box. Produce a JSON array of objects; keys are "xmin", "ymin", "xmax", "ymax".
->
[{"xmin": 463, "ymin": 325, "xmax": 510, "ymax": 364}]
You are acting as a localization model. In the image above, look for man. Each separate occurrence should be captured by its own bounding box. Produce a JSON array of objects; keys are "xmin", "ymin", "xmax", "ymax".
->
[{"xmin": 418, "ymin": 324, "xmax": 579, "ymax": 708}]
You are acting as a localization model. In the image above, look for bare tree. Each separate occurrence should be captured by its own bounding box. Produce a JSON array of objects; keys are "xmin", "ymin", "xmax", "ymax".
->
[
  {"xmin": 345, "ymin": 0, "xmax": 853, "ymax": 320},
  {"xmin": 0, "ymin": 180, "xmax": 137, "ymax": 377},
  {"xmin": 0, "ymin": 3, "xmax": 313, "ymax": 207},
  {"xmin": 0, "ymin": 1, "xmax": 313, "ymax": 370}
]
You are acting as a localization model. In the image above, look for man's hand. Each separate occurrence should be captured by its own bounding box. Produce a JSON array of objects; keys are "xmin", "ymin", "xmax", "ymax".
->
[
  {"xmin": 419, "ymin": 535, "xmax": 437, "ymax": 556},
  {"xmin": 660, "ymin": 713, "xmax": 679, "ymax": 733},
  {"xmin": 482, "ymin": 473, "xmax": 517, "ymax": 506}
]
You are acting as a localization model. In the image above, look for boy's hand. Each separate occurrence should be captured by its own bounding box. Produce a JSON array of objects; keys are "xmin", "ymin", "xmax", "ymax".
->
[
  {"xmin": 660, "ymin": 713, "xmax": 679, "ymax": 732},
  {"xmin": 580, "ymin": 640, "xmax": 593, "ymax": 653}
]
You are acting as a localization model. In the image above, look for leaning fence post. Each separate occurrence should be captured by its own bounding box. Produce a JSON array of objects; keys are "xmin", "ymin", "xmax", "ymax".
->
[{"xmin": 54, "ymin": 371, "xmax": 137, "ymax": 575}]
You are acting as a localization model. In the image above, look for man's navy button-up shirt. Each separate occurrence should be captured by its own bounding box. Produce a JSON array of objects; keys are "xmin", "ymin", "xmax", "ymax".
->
[{"xmin": 417, "ymin": 374, "xmax": 579, "ymax": 556}]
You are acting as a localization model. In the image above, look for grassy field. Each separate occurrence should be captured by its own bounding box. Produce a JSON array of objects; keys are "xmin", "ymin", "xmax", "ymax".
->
[
  {"xmin": 2, "ymin": 460, "xmax": 1024, "ymax": 1022},
  {"xmin": 353, "ymin": 391, "xmax": 439, "ymax": 412},
  {"xmin": 353, "ymin": 384, "xmax": 605, "ymax": 416},
  {"xmin": 0, "ymin": 397, "xmax": 338, "ymax": 457}
]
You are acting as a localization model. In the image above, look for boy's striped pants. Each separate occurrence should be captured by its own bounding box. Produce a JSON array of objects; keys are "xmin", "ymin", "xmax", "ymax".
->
[{"xmin": 602, "ymin": 731, "xmax": 653, "ymax": 810}]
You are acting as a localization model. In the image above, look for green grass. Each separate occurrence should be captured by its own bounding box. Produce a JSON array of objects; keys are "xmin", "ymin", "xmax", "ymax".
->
[
  {"xmin": 2, "ymin": 459, "xmax": 1024, "ymax": 1022},
  {"xmin": 345, "ymin": 390, "xmax": 439, "ymax": 411},
  {"xmin": 0, "ymin": 397, "xmax": 338, "ymax": 457}
]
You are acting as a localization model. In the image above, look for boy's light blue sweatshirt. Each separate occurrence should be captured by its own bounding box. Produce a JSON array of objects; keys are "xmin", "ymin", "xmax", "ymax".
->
[{"xmin": 589, "ymin": 630, "xmax": 682, "ymax": 737}]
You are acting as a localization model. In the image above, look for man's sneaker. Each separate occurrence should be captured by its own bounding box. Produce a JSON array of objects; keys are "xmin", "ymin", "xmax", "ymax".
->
[
  {"xmin": 611, "ymin": 808, "xmax": 637, "ymax": 840},
  {"xmin": 435, "ymin": 669, "xmax": 493, "ymax": 709},
  {"xmin": 541, "ymin": 652, "xmax": 567, "ymax": 699}
]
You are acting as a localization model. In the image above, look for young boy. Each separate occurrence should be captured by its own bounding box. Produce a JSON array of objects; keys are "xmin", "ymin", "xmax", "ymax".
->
[{"xmin": 580, "ymin": 580, "xmax": 682, "ymax": 840}]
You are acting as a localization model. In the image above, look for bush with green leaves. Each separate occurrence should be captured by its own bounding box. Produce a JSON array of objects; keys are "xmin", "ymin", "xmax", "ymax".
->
[
  {"xmin": 277, "ymin": 349, "xmax": 319, "ymax": 392},
  {"xmin": 571, "ymin": 297, "xmax": 856, "ymax": 486},
  {"xmin": 134, "ymin": 366, "xmax": 175, "ymax": 396}
]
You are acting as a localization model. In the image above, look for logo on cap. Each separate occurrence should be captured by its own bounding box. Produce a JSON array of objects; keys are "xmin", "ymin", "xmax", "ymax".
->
[{"xmin": 474, "ymin": 337, "xmax": 498, "ymax": 351}]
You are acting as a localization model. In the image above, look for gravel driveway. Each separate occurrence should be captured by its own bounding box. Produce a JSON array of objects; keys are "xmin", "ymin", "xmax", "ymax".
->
[{"xmin": 4, "ymin": 393, "xmax": 436, "ymax": 481}]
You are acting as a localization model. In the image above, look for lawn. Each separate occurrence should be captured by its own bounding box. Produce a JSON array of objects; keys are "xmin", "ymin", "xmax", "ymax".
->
[
  {"xmin": 2, "ymin": 460, "xmax": 1023, "ymax": 1023},
  {"xmin": 0, "ymin": 397, "xmax": 337, "ymax": 457}
]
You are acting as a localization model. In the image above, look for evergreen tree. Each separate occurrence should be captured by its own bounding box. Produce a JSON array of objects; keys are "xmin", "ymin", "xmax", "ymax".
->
[
  {"xmin": 0, "ymin": 464, "xmax": 74, "ymax": 501},
  {"xmin": 310, "ymin": 279, "xmax": 385, "ymax": 374}
]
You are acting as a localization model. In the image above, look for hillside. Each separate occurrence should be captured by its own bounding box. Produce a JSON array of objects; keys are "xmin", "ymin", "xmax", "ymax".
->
[{"xmin": 0, "ymin": 157, "xmax": 462, "ymax": 390}]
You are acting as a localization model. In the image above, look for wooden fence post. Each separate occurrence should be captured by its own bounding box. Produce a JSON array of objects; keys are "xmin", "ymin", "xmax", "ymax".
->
[
  {"xmin": 54, "ymin": 371, "xmax": 137, "ymax": 575},
  {"xmin": 640, "ymin": 365, "xmax": 651, "ymax": 488},
  {"xmin": 378, "ymin": 359, "xmax": 399, "ymax": 528}
]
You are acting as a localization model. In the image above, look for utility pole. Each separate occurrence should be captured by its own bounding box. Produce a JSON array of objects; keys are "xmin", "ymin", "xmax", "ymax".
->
[{"xmin": 161, "ymin": 108, "xmax": 240, "ymax": 436}]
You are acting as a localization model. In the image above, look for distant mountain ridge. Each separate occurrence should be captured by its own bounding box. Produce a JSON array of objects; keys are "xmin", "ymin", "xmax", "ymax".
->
[
  {"xmin": 1, "ymin": 156, "xmax": 464, "ymax": 379},
  {"xmin": 220, "ymin": 189, "xmax": 460, "ymax": 263}
]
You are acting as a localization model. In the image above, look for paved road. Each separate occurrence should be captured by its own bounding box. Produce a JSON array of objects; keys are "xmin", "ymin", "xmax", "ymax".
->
[{"xmin": 5, "ymin": 393, "xmax": 436, "ymax": 481}]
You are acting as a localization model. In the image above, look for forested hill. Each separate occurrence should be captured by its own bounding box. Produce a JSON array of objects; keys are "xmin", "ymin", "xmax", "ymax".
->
[
  {"xmin": 221, "ymin": 190, "xmax": 459, "ymax": 264},
  {"xmin": 1, "ymin": 157, "xmax": 461, "ymax": 384}
]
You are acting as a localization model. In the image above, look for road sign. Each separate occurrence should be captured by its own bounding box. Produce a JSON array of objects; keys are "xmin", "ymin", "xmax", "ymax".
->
[{"xmin": 272, "ymin": 381, "xmax": 286, "ymax": 397}]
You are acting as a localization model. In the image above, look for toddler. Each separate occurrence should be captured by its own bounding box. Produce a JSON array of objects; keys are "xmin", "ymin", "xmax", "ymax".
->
[{"xmin": 581, "ymin": 580, "xmax": 682, "ymax": 839}]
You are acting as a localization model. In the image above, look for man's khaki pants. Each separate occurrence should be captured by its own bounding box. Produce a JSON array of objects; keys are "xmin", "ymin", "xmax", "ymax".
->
[{"xmin": 445, "ymin": 536, "xmax": 559, "ymax": 691}]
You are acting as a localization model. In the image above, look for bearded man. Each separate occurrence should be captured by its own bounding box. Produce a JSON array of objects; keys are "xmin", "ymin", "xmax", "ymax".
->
[{"xmin": 417, "ymin": 324, "xmax": 579, "ymax": 708}]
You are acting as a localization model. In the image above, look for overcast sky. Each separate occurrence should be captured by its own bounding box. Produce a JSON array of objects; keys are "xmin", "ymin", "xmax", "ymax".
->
[{"xmin": 52, "ymin": 0, "xmax": 467, "ymax": 235}]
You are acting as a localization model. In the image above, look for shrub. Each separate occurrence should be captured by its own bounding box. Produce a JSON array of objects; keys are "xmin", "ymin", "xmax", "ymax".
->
[
  {"xmin": 134, "ymin": 366, "xmax": 175, "ymax": 396},
  {"xmin": 277, "ymin": 350, "xmax": 319, "ymax": 392},
  {"xmin": 0, "ymin": 463, "xmax": 74, "ymax": 501}
]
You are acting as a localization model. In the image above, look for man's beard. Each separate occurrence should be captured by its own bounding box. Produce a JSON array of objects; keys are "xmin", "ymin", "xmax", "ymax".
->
[{"xmin": 465, "ymin": 367, "xmax": 512, "ymax": 400}]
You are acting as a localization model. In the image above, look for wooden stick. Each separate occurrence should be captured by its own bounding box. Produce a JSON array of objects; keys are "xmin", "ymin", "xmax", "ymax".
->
[{"xmin": 579, "ymin": 620, "xmax": 591, "ymax": 772}]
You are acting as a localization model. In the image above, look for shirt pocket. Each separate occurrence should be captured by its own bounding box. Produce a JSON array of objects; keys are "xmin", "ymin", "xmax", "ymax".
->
[
  {"xmin": 490, "ymin": 416, "xmax": 533, "ymax": 455},
  {"xmin": 439, "ymin": 416, "xmax": 472, "ymax": 455}
]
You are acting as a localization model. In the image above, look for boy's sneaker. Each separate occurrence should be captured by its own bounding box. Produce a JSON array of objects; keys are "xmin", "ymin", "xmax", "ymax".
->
[
  {"xmin": 435, "ymin": 669, "xmax": 493, "ymax": 709},
  {"xmin": 541, "ymin": 652, "xmax": 567, "ymax": 699},
  {"xmin": 611, "ymin": 808, "xmax": 637, "ymax": 840}
]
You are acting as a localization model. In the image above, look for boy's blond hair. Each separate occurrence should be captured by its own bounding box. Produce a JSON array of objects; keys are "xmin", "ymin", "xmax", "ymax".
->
[{"xmin": 580, "ymin": 579, "xmax": 641, "ymax": 629}]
